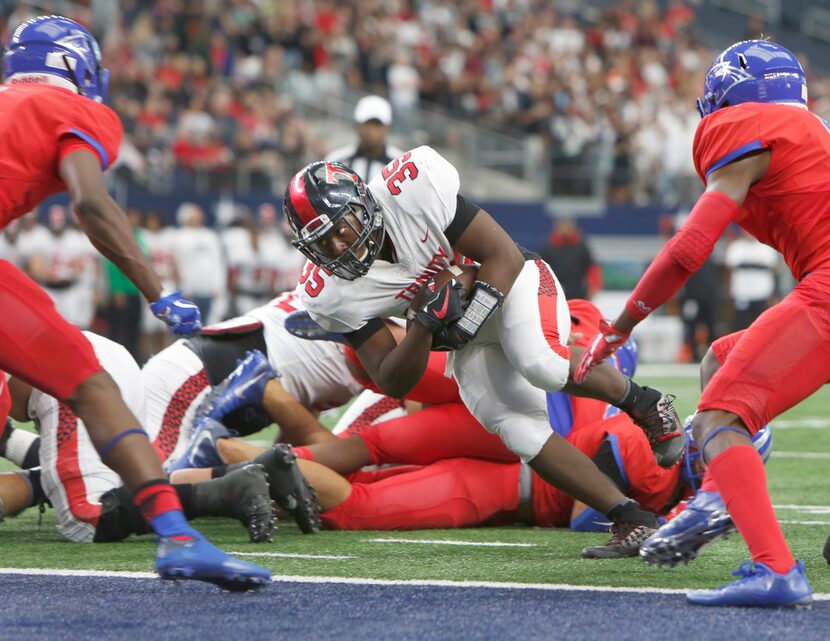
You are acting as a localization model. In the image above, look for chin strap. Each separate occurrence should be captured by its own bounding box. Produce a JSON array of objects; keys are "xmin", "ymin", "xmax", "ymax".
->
[{"xmin": 455, "ymin": 280, "xmax": 505, "ymax": 341}]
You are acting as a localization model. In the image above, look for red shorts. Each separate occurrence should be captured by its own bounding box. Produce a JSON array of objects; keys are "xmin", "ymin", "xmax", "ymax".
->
[
  {"xmin": 699, "ymin": 269, "xmax": 830, "ymax": 432},
  {"xmin": 0, "ymin": 260, "xmax": 101, "ymax": 400}
]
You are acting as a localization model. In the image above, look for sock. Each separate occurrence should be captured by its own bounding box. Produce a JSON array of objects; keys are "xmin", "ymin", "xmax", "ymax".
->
[
  {"xmin": 615, "ymin": 380, "xmax": 659, "ymax": 414},
  {"xmin": 0, "ymin": 426, "xmax": 40, "ymax": 469},
  {"xmin": 22, "ymin": 468, "xmax": 47, "ymax": 507},
  {"xmin": 699, "ymin": 468, "xmax": 718, "ymax": 493},
  {"xmin": 133, "ymin": 480, "xmax": 196, "ymax": 540},
  {"xmin": 210, "ymin": 464, "xmax": 229, "ymax": 479},
  {"xmin": 94, "ymin": 486, "xmax": 151, "ymax": 542},
  {"xmin": 605, "ymin": 498, "xmax": 658, "ymax": 528},
  {"xmin": 175, "ymin": 478, "xmax": 237, "ymax": 519},
  {"xmin": 707, "ymin": 445, "xmax": 795, "ymax": 574}
]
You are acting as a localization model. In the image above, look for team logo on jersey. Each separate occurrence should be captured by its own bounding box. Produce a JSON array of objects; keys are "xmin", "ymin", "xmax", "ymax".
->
[{"xmin": 394, "ymin": 247, "xmax": 450, "ymax": 302}]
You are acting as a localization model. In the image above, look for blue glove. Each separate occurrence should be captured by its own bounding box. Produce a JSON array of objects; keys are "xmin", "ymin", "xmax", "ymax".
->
[{"xmin": 150, "ymin": 291, "xmax": 202, "ymax": 335}]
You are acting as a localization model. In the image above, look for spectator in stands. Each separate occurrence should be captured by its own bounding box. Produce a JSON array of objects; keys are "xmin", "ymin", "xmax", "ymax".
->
[
  {"xmin": 105, "ymin": 209, "xmax": 146, "ymax": 361},
  {"xmin": 326, "ymin": 95, "xmax": 404, "ymax": 182},
  {"xmin": 141, "ymin": 210, "xmax": 179, "ymax": 356},
  {"xmin": 171, "ymin": 203, "xmax": 226, "ymax": 324},
  {"xmin": 539, "ymin": 218, "xmax": 602, "ymax": 300},
  {"xmin": 725, "ymin": 231, "xmax": 780, "ymax": 331}
]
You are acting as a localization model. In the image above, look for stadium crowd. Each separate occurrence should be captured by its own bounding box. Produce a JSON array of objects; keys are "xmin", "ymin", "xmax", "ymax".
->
[{"xmin": 7, "ymin": 0, "xmax": 829, "ymax": 205}]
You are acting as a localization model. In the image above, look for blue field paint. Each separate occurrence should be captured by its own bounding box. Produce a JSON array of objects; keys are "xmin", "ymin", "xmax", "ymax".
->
[{"xmin": 0, "ymin": 574, "xmax": 825, "ymax": 641}]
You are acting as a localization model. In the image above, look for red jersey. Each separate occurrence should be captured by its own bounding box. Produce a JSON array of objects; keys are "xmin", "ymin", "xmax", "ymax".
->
[
  {"xmin": 694, "ymin": 103, "xmax": 830, "ymax": 280},
  {"xmin": 0, "ymin": 84, "xmax": 122, "ymax": 228}
]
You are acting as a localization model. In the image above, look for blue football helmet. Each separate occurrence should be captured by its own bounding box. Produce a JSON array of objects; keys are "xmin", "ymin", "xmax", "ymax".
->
[
  {"xmin": 681, "ymin": 415, "xmax": 773, "ymax": 491},
  {"xmin": 697, "ymin": 40, "xmax": 806, "ymax": 118},
  {"xmin": 4, "ymin": 15, "xmax": 109, "ymax": 103}
]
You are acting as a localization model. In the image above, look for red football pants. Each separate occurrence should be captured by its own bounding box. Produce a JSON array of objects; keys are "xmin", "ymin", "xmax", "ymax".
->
[{"xmin": 0, "ymin": 260, "xmax": 101, "ymax": 400}]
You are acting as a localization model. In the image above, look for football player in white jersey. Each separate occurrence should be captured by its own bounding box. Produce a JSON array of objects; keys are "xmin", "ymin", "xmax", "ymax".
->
[
  {"xmin": 283, "ymin": 146, "xmax": 685, "ymax": 556},
  {"xmin": 141, "ymin": 289, "xmax": 363, "ymax": 466},
  {"xmin": 0, "ymin": 332, "xmax": 275, "ymax": 544}
]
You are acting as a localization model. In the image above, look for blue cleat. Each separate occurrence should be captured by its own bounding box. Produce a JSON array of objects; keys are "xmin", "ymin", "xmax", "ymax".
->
[
  {"xmin": 156, "ymin": 533, "xmax": 271, "ymax": 592},
  {"xmin": 196, "ymin": 350, "xmax": 279, "ymax": 424},
  {"xmin": 687, "ymin": 560, "xmax": 813, "ymax": 608},
  {"xmin": 165, "ymin": 417, "xmax": 233, "ymax": 473},
  {"xmin": 640, "ymin": 491, "xmax": 735, "ymax": 567},
  {"xmin": 284, "ymin": 310, "xmax": 347, "ymax": 343}
]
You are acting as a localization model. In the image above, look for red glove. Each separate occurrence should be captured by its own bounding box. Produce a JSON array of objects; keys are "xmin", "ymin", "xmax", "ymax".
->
[{"xmin": 573, "ymin": 319, "xmax": 631, "ymax": 384}]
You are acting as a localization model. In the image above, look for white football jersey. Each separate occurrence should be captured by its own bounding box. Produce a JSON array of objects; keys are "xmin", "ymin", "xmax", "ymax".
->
[
  {"xmin": 245, "ymin": 290, "xmax": 363, "ymax": 411},
  {"xmin": 300, "ymin": 146, "xmax": 461, "ymax": 333}
]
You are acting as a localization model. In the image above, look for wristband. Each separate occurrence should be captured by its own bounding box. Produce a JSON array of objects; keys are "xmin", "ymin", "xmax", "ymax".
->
[{"xmin": 455, "ymin": 281, "xmax": 504, "ymax": 339}]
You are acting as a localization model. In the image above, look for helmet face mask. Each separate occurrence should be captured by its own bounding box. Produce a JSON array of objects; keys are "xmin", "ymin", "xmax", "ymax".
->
[
  {"xmin": 696, "ymin": 40, "xmax": 807, "ymax": 118},
  {"xmin": 284, "ymin": 162, "xmax": 385, "ymax": 281},
  {"xmin": 3, "ymin": 15, "xmax": 109, "ymax": 103}
]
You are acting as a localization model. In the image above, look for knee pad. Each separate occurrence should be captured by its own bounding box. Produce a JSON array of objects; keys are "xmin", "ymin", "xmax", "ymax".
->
[{"xmin": 517, "ymin": 352, "xmax": 570, "ymax": 392}]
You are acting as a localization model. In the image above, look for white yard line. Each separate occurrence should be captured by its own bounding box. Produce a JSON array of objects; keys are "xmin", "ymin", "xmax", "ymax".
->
[
  {"xmin": 364, "ymin": 538, "xmax": 538, "ymax": 547},
  {"xmin": 1, "ymin": 567, "xmax": 828, "ymax": 600},
  {"xmin": 774, "ymin": 505, "xmax": 830, "ymax": 513},
  {"xmin": 230, "ymin": 552, "xmax": 355, "ymax": 560},
  {"xmin": 771, "ymin": 418, "xmax": 830, "ymax": 429},
  {"xmin": 780, "ymin": 520, "xmax": 830, "ymax": 526},
  {"xmin": 773, "ymin": 451, "xmax": 830, "ymax": 459}
]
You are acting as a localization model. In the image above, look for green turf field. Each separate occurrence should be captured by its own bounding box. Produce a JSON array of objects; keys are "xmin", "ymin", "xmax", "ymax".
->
[{"xmin": 2, "ymin": 369, "xmax": 828, "ymax": 592}]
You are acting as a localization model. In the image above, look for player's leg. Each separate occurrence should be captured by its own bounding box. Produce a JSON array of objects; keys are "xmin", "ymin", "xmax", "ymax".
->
[
  {"xmin": 453, "ymin": 341, "xmax": 658, "ymax": 556},
  {"xmin": 681, "ymin": 278, "xmax": 830, "ymax": 606},
  {"xmin": 0, "ymin": 262, "xmax": 269, "ymax": 588},
  {"xmin": 322, "ymin": 457, "xmax": 522, "ymax": 530},
  {"xmin": 497, "ymin": 259, "xmax": 683, "ymax": 467},
  {"xmin": 0, "ymin": 470, "xmax": 44, "ymax": 519}
]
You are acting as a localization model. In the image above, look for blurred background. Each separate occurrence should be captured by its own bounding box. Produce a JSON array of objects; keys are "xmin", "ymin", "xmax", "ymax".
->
[{"xmin": 1, "ymin": 0, "xmax": 827, "ymax": 364}]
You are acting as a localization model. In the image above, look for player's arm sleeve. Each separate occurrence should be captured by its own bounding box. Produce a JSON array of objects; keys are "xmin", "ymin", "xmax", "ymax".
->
[
  {"xmin": 625, "ymin": 191, "xmax": 740, "ymax": 321},
  {"xmin": 342, "ymin": 318, "xmax": 386, "ymax": 349},
  {"xmin": 56, "ymin": 104, "xmax": 123, "ymax": 171},
  {"xmin": 693, "ymin": 107, "xmax": 766, "ymax": 181},
  {"xmin": 445, "ymin": 194, "xmax": 480, "ymax": 244}
]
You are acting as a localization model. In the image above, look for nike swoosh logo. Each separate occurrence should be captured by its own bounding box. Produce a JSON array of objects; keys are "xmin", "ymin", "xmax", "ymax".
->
[
  {"xmin": 420, "ymin": 229, "xmax": 430, "ymax": 243},
  {"xmin": 434, "ymin": 291, "xmax": 450, "ymax": 319}
]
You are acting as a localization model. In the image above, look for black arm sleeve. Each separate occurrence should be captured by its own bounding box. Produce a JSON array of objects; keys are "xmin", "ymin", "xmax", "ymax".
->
[
  {"xmin": 445, "ymin": 194, "xmax": 480, "ymax": 244},
  {"xmin": 342, "ymin": 317, "xmax": 386, "ymax": 350}
]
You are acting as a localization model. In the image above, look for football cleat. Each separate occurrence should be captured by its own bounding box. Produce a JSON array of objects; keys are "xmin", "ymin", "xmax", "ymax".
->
[
  {"xmin": 627, "ymin": 391, "xmax": 685, "ymax": 468},
  {"xmin": 284, "ymin": 310, "xmax": 348, "ymax": 344},
  {"xmin": 581, "ymin": 522, "xmax": 657, "ymax": 559},
  {"xmin": 686, "ymin": 560, "xmax": 813, "ymax": 608},
  {"xmin": 824, "ymin": 532, "xmax": 830, "ymax": 565},
  {"xmin": 640, "ymin": 491, "xmax": 735, "ymax": 567},
  {"xmin": 195, "ymin": 350, "xmax": 278, "ymax": 424},
  {"xmin": 165, "ymin": 417, "xmax": 232, "ymax": 473},
  {"xmin": 218, "ymin": 465, "xmax": 276, "ymax": 544},
  {"xmin": 156, "ymin": 533, "xmax": 271, "ymax": 592},
  {"xmin": 252, "ymin": 444, "xmax": 322, "ymax": 534}
]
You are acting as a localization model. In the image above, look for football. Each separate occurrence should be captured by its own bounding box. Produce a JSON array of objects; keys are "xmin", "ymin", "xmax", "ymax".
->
[{"xmin": 406, "ymin": 263, "xmax": 478, "ymax": 323}]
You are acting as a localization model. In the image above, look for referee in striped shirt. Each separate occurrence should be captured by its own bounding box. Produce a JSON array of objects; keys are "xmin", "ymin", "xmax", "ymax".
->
[{"xmin": 326, "ymin": 95, "xmax": 404, "ymax": 182}]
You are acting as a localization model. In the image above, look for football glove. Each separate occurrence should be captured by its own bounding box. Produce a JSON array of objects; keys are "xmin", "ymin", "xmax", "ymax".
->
[
  {"xmin": 414, "ymin": 279, "xmax": 464, "ymax": 334},
  {"xmin": 573, "ymin": 318, "xmax": 631, "ymax": 384},
  {"xmin": 150, "ymin": 290, "xmax": 203, "ymax": 335}
]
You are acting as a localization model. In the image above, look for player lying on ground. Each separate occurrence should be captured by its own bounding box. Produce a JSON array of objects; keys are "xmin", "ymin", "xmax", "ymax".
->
[
  {"xmin": 0, "ymin": 332, "xmax": 317, "ymax": 540},
  {"xmin": 0, "ymin": 15, "xmax": 266, "ymax": 589},
  {"xmin": 575, "ymin": 39, "xmax": 822, "ymax": 607}
]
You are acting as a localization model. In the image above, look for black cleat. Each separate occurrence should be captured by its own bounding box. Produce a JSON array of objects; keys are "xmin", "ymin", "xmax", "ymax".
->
[
  {"xmin": 823, "ymin": 531, "xmax": 830, "ymax": 565},
  {"xmin": 627, "ymin": 390, "xmax": 685, "ymax": 469},
  {"xmin": 253, "ymin": 445, "xmax": 322, "ymax": 534},
  {"xmin": 581, "ymin": 522, "xmax": 658, "ymax": 559},
  {"xmin": 219, "ymin": 464, "xmax": 276, "ymax": 543}
]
